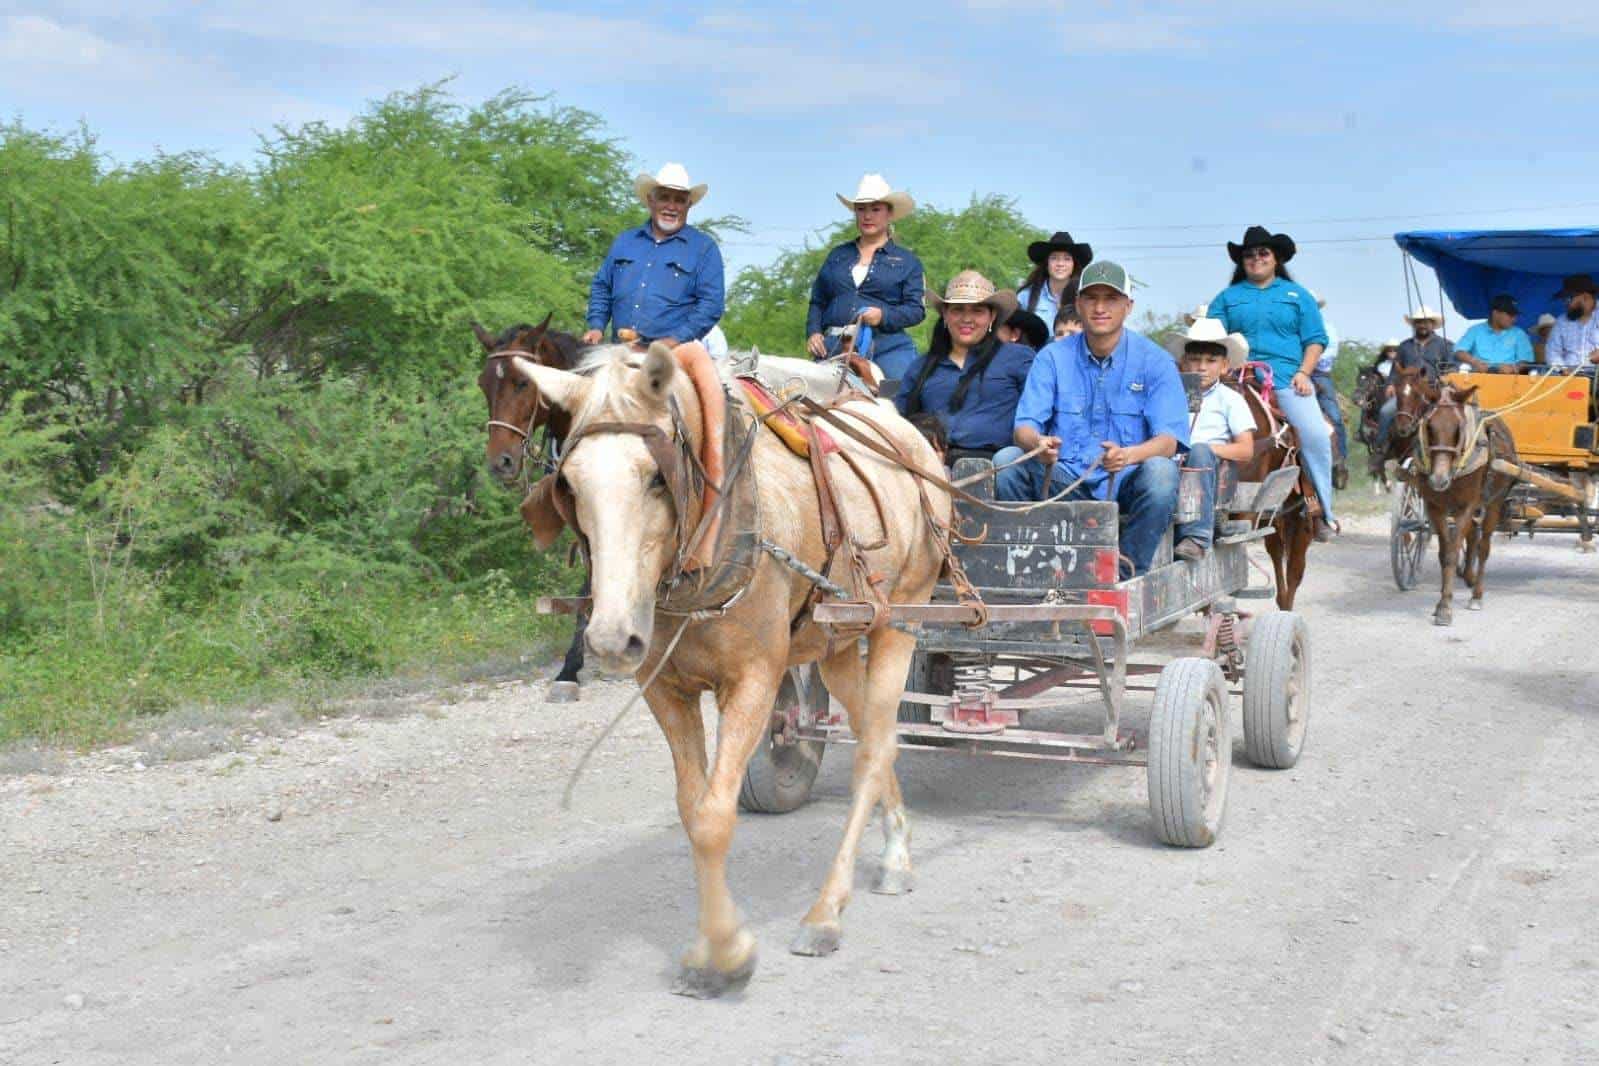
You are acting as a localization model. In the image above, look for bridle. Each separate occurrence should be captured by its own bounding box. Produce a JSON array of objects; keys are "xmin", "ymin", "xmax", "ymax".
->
[
  {"xmin": 1414, "ymin": 387, "xmax": 1478, "ymax": 481},
  {"xmin": 483, "ymin": 349, "xmax": 552, "ymax": 474}
]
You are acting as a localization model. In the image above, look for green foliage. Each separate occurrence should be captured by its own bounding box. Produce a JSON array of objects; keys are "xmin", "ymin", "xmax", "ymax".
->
[{"xmin": 723, "ymin": 195, "xmax": 1045, "ymax": 355}]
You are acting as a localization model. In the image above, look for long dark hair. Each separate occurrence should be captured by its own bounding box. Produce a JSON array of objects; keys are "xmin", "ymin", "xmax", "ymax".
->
[
  {"xmin": 1230, "ymin": 261, "xmax": 1295, "ymax": 285},
  {"xmin": 1021, "ymin": 263, "xmax": 1080, "ymax": 313},
  {"xmin": 903, "ymin": 317, "xmax": 1001, "ymax": 415}
]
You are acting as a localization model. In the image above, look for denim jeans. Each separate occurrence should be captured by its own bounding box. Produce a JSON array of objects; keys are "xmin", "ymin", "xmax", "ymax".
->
[
  {"xmin": 992, "ymin": 450, "xmax": 1180, "ymax": 574},
  {"xmin": 1274, "ymin": 385, "xmax": 1338, "ymax": 524},
  {"xmin": 1311, "ymin": 371, "xmax": 1348, "ymax": 460},
  {"xmin": 1175, "ymin": 442, "xmax": 1218, "ymax": 549}
]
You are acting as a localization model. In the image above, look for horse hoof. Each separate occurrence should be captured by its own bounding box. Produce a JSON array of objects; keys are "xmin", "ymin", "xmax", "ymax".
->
[
  {"xmin": 1468, "ymin": 598, "xmax": 1483, "ymax": 611},
  {"xmin": 789, "ymin": 922, "xmax": 842, "ymax": 957},
  {"xmin": 670, "ymin": 956, "xmax": 756, "ymax": 999},
  {"xmin": 1433, "ymin": 611, "xmax": 1452, "ymax": 627},
  {"xmin": 1579, "ymin": 542, "xmax": 1597, "ymax": 554},
  {"xmin": 545, "ymin": 681, "xmax": 580, "ymax": 703},
  {"xmin": 871, "ymin": 866, "xmax": 915, "ymax": 896}
]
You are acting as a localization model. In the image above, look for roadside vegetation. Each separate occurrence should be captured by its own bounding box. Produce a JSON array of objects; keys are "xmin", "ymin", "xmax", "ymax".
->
[{"xmin": 0, "ymin": 83, "xmax": 1381, "ymax": 747}]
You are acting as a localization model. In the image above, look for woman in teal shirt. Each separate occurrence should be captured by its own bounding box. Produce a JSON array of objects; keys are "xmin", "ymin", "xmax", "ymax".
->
[{"xmin": 1207, "ymin": 226, "xmax": 1339, "ymax": 538}]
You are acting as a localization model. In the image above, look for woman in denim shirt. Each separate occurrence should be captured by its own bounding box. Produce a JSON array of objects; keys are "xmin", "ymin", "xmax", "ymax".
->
[
  {"xmin": 806, "ymin": 174, "xmax": 926, "ymax": 381},
  {"xmin": 1206, "ymin": 225, "xmax": 1339, "ymax": 539},
  {"xmin": 895, "ymin": 271, "xmax": 1034, "ymax": 464}
]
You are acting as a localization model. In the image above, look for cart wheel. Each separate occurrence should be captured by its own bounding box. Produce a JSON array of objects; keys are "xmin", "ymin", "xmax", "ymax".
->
[
  {"xmin": 1390, "ymin": 479, "xmax": 1431, "ymax": 591},
  {"xmin": 1146, "ymin": 658, "xmax": 1232, "ymax": 848},
  {"xmin": 1242, "ymin": 612, "xmax": 1311, "ymax": 769},
  {"xmin": 739, "ymin": 666, "xmax": 828, "ymax": 814},
  {"xmin": 898, "ymin": 651, "xmax": 953, "ymax": 725}
]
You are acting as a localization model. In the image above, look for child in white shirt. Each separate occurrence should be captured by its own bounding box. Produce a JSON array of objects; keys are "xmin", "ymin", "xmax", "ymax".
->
[{"xmin": 1166, "ymin": 321, "xmax": 1256, "ymax": 561}]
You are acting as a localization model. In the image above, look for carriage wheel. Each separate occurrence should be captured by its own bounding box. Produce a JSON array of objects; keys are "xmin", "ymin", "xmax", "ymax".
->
[
  {"xmin": 1390, "ymin": 479, "xmax": 1431, "ymax": 591},
  {"xmin": 1241, "ymin": 612, "xmax": 1311, "ymax": 769},
  {"xmin": 1147, "ymin": 658, "xmax": 1232, "ymax": 848},
  {"xmin": 898, "ymin": 651, "xmax": 954, "ymax": 725},
  {"xmin": 738, "ymin": 666, "xmax": 828, "ymax": 814}
]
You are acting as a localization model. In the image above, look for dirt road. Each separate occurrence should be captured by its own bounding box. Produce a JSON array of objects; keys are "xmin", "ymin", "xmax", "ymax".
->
[{"xmin": 4, "ymin": 530, "xmax": 1597, "ymax": 1065}]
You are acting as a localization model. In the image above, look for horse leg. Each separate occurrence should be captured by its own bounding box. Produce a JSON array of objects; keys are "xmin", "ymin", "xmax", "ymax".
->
[
  {"xmin": 1471, "ymin": 499, "xmax": 1504, "ymax": 610},
  {"xmin": 1431, "ymin": 501, "xmax": 1456, "ymax": 626},
  {"xmin": 546, "ymin": 574, "xmax": 589, "ymax": 703},
  {"xmin": 1280, "ymin": 514, "xmax": 1311, "ymax": 611},
  {"xmin": 655, "ymin": 667, "xmax": 779, "ymax": 998},
  {"xmin": 1267, "ymin": 524, "xmax": 1290, "ymax": 610},
  {"xmin": 793, "ymin": 627, "xmax": 919, "ymax": 957}
]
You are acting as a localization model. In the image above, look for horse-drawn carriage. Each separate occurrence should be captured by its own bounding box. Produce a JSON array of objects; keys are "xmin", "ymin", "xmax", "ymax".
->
[
  {"xmin": 1387, "ymin": 230, "xmax": 1599, "ymax": 592},
  {"xmin": 743, "ymin": 444, "xmax": 1311, "ymax": 849}
]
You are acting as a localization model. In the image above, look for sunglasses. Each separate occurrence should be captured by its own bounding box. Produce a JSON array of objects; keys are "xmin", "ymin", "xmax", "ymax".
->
[{"xmin": 1242, "ymin": 247, "xmax": 1275, "ymax": 260}]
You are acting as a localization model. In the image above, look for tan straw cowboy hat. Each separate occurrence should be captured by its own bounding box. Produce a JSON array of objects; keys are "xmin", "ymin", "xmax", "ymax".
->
[
  {"xmin": 837, "ymin": 173, "xmax": 915, "ymax": 220},
  {"xmin": 926, "ymin": 270, "xmax": 1016, "ymax": 321},
  {"xmin": 634, "ymin": 162, "xmax": 708, "ymax": 208},
  {"xmin": 1403, "ymin": 306, "xmax": 1444, "ymax": 325},
  {"xmin": 1163, "ymin": 317, "xmax": 1250, "ymax": 369}
]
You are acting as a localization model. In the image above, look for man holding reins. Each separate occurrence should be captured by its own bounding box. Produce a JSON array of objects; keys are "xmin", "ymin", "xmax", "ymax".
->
[{"xmin": 582, "ymin": 163, "xmax": 725, "ymax": 349}]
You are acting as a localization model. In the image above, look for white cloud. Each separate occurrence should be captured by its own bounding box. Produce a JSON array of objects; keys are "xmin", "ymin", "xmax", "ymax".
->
[{"xmin": 1, "ymin": 15, "xmax": 121, "ymax": 69}]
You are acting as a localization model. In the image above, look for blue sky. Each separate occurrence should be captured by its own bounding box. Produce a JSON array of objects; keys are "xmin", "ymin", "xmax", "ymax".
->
[{"xmin": 5, "ymin": 1, "xmax": 1597, "ymax": 347}]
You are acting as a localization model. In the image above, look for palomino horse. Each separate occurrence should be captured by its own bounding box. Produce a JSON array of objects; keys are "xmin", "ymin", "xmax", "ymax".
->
[
  {"xmin": 1391, "ymin": 367, "xmax": 1516, "ymax": 625},
  {"xmin": 1230, "ymin": 367, "xmax": 1319, "ymax": 609},
  {"xmin": 496, "ymin": 341, "xmax": 951, "ymax": 997},
  {"xmin": 473, "ymin": 316, "xmax": 591, "ymax": 701}
]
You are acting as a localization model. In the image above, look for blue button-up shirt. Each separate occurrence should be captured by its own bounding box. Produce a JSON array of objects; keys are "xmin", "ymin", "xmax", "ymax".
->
[
  {"xmin": 587, "ymin": 223, "xmax": 724, "ymax": 342},
  {"xmin": 1013, "ymin": 330, "xmax": 1190, "ymax": 499},
  {"xmin": 1545, "ymin": 312, "xmax": 1599, "ymax": 368},
  {"xmin": 1017, "ymin": 282, "xmax": 1064, "ymax": 328},
  {"xmin": 895, "ymin": 341, "xmax": 1035, "ymax": 451},
  {"xmin": 806, "ymin": 240, "xmax": 925, "ymax": 359},
  {"xmin": 1456, "ymin": 322, "xmax": 1534, "ymax": 366},
  {"xmin": 1207, "ymin": 278, "xmax": 1329, "ymax": 381}
]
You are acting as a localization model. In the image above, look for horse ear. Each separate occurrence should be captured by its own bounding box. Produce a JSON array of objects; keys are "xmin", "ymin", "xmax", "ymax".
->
[
  {"xmin": 639, "ymin": 341, "xmax": 678, "ymax": 405},
  {"xmin": 512, "ymin": 357, "xmax": 589, "ymax": 413},
  {"xmin": 535, "ymin": 311, "xmax": 554, "ymax": 334},
  {"xmin": 472, "ymin": 321, "xmax": 497, "ymax": 351},
  {"xmin": 519, "ymin": 477, "xmax": 568, "ymax": 549}
]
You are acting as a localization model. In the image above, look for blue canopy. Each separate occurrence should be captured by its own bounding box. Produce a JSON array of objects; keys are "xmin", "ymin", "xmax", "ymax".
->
[{"xmin": 1394, "ymin": 228, "xmax": 1599, "ymax": 325}]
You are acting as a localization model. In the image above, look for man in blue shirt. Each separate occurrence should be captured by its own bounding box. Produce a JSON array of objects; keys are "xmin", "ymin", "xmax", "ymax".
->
[
  {"xmin": 992, "ymin": 261, "xmax": 1189, "ymax": 574},
  {"xmin": 1455, "ymin": 294, "xmax": 1535, "ymax": 372},
  {"xmin": 583, "ymin": 163, "xmax": 725, "ymax": 347}
]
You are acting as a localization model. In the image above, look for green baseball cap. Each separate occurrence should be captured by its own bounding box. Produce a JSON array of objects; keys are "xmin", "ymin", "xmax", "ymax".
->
[{"xmin": 1076, "ymin": 260, "xmax": 1130, "ymax": 297}]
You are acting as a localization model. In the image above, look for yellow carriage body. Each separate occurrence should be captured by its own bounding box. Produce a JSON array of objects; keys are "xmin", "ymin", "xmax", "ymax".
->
[{"xmin": 1443, "ymin": 371, "xmax": 1596, "ymax": 469}]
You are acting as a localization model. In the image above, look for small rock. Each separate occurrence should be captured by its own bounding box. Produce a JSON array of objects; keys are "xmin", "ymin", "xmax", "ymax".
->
[
  {"xmin": 1335, "ymin": 915, "xmax": 1361, "ymax": 925},
  {"xmin": 374, "ymin": 1017, "xmax": 395, "ymax": 1025},
  {"xmin": 1440, "ymin": 1001, "xmax": 1460, "ymax": 1014},
  {"xmin": 25, "ymin": 885, "xmax": 43, "ymax": 895},
  {"xmin": 953, "ymin": 943, "xmax": 978, "ymax": 954},
  {"xmin": 978, "ymin": 944, "xmax": 1000, "ymax": 957},
  {"xmin": 264, "ymin": 806, "xmax": 284, "ymax": 823},
  {"xmin": 877, "ymin": 961, "xmax": 902, "ymax": 974},
  {"xmin": 1327, "ymin": 1029, "xmax": 1349, "ymax": 1047},
  {"xmin": 192, "ymin": 859, "xmax": 207, "ymax": 868},
  {"xmin": 62, "ymin": 993, "xmax": 86, "ymax": 1010},
  {"xmin": 1117, "ymin": 979, "xmax": 1144, "ymax": 994},
  {"xmin": 1358, "ymin": 1022, "xmax": 1376, "ymax": 1034},
  {"xmin": 132, "ymin": 761, "xmax": 146, "ymax": 771},
  {"xmin": 331, "ymin": 905, "xmax": 356, "ymax": 916}
]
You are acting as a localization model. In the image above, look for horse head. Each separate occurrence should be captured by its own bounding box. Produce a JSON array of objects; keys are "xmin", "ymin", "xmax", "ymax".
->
[
  {"xmin": 1423, "ymin": 382, "xmax": 1477, "ymax": 493},
  {"xmin": 476, "ymin": 313, "xmax": 573, "ymax": 483},
  {"xmin": 513, "ymin": 343, "xmax": 697, "ymax": 673},
  {"xmin": 1391, "ymin": 366, "xmax": 1436, "ymax": 440}
]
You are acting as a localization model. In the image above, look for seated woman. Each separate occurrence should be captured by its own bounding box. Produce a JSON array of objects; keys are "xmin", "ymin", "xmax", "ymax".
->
[
  {"xmin": 1163, "ymin": 318, "xmax": 1256, "ymax": 561},
  {"xmin": 896, "ymin": 271, "xmax": 1035, "ymax": 465}
]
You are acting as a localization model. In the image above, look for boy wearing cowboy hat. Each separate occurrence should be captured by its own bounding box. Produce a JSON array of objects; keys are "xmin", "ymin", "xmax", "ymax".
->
[
  {"xmin": 1545, "ymin": 274, "xmax": 1599, "ymax": 368},
  {"xmin": 993, "ymin": 261, "xmax": 1189, "ymax": 576},
  {"xmin": 1163, "ymin": 320, "xmax": 1255, "ymax": 561},
  {"xmin": 583, "ymin": 162, "xmax": 724, "ymax": 348}
]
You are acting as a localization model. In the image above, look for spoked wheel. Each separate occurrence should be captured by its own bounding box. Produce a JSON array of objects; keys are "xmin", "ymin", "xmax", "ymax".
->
[
  {"xmin": 1390, "ymin": 478, "xmax": 1431, "ymax": 591},
  {"xmin": 1241, "ymin": 612, "xmax": 1311, "ymax": 769},
  {"xmin": 738, "ymin": 666, "xmax": 828, "ymax": 814},
  {"xmin": 1147, "ymin": 658, "xmax": 1232, "ymax": 848}
]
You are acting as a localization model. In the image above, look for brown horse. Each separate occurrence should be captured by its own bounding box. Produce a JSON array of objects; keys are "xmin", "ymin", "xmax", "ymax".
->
[
  {"xmin": 1229, "ymin": 367, "xmax": 1318, "ymax": 609},
  {"xmin": 473, "ymin": 316, "xmax": 591, "ymax": 700},
  {"xmin": 498, "ymin": 342, "xmax": 951, "ymax": 997},
  {"xmin": 1392, "ymin": 367, "xmax": 1517, "ymax": 625}
]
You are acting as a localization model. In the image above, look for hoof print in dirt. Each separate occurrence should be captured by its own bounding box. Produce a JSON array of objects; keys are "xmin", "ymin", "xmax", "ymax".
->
[{"xmin": 789, "ymin": 923, "xmax": 842, "ymax": 957}]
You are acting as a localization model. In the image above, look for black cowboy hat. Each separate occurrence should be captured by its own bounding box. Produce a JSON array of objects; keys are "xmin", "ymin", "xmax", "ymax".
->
[
  {"xmin": 1027, "ymin": 231, "xmax": 1094, "ymax": 267},
  {"xmin": 1554, "ymin": 273, "xmax": 1598, "ymax": 298},
  {"xmin": 1006, "ymin": 308, "xmax": 1050, "ymax": 350},
  {"xmin": 1227, "ymin": 225, "xmax": 1297, "ymax": 265}
]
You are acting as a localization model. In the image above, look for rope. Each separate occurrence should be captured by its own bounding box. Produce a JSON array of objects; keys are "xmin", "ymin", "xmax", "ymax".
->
[{"xmin": 558, "ymin": 616, "xmax": 693, "ymax": 811}]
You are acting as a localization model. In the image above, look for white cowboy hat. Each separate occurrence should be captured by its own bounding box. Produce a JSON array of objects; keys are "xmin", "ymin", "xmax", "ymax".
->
[
  {"xmin": 1381, "ymin": 338, "xmax": 1401, "ymax": 350},
  {"xmin": 837, "ymin": 173, "xmax": 915, "ymax": 220},
  {"xmin": 1404, "ymin": 306, "xmax": 1444, "ymax": 325},
  {"xmin": 1535, "ymin": 312, "xmax": 1558, "ymax": 330},
  {"xmin": 925, "ymin": 270, "xmax": 1015, "ymax": 321},
  {"xmin": 634, "ymin": 162, "xmax": 707, "ymax": 208},
  {"xmin": 1183, "ymin": 302, "xmax": 1209, "ymax": 325},
  {"xmin": 1163, "ymin": 317, "xmax": 1250, "ymax": 369}
]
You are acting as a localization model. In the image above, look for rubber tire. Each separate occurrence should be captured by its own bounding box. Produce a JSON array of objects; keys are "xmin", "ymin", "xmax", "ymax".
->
[
  {"xmin": 1241, "ymin": 611, "xmax": 1311, "ymax": 769},
  {"xmin": 897, "ymin": 651, "xmax": 953, "ymax": 725},
  {"xmin": 738, "ymin": 666, "xmax": 828, "ymax": 814},
  {"xmin": 1146, "ymin": 658, "xmax": 1232, "ymax": 849}
]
